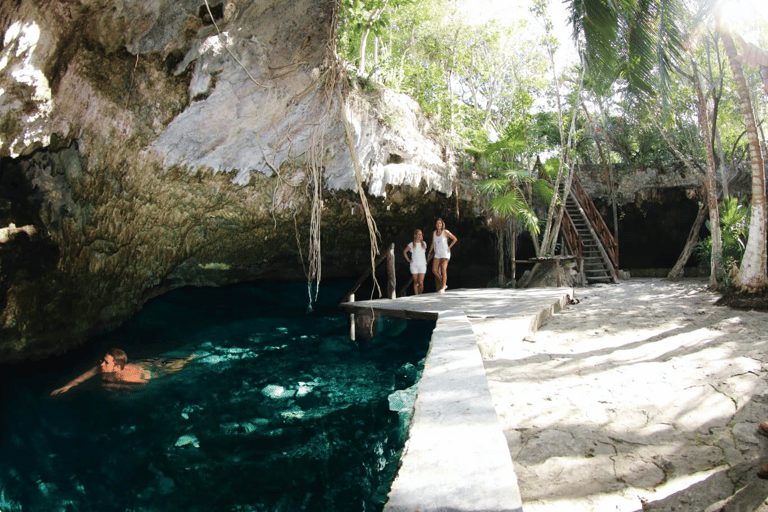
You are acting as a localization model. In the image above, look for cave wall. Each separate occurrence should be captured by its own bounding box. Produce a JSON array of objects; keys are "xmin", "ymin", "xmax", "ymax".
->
[
  {"xmin": 594, "ymin": 190, "xmax": 703, "ymax": 270},
  {"xmin": 576, "ymin": 164, "xmax": 729, "ymax": 272},
  {"xmin": 0, "ymin": 0, "xmax": 464, "ymax": 361}
]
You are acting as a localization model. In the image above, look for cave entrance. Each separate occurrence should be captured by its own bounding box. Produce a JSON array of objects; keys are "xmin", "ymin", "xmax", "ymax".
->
[{"xmin": 595, "ymin": 188, "xmax": 705, "ymax": 273}]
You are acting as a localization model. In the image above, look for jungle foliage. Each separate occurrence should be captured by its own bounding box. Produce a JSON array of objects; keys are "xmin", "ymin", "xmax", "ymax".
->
[{"xmin": 336, "ymin": 0, "xmax": 768, "ymax": 288}]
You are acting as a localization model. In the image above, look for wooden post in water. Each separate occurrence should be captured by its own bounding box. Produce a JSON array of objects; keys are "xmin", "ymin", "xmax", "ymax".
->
[
  {"xmin": 386, "ymin": 243, "xmax": 396, "ymax": 299},
  {"xmin": 348, "ymin": 293, "xmax": 355, "ymax": 341}
]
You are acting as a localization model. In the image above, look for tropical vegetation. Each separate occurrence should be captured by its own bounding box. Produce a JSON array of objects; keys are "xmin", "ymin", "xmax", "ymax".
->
[{"xmin": 336, "ymin": 0, "xmax": 768, "ymax": 292}]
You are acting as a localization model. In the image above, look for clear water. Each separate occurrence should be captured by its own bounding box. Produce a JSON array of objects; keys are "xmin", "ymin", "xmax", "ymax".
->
[{"xmin": 0, "ymin": 281, "xmax": 433, "ymax": 512}]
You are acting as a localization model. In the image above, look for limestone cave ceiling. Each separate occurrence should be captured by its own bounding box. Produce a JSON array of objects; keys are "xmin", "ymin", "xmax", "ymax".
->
[{"xmin": 0, "ymin": 0, "xmax": 458, "ymax": 360}]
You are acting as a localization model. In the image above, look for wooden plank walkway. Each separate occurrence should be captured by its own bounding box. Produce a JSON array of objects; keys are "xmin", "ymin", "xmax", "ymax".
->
[{"xmin": 340, "ymin": 287, "xmax": 573, "ymax": 512}]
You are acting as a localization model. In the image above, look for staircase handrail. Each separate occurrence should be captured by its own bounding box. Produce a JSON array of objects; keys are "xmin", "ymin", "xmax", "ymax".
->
[
  {"xmin": 570, "ymin": 173, "xmax": 619, "ymax": 268},
  {"xmin": 560, "ymin": 209, "xmax": 582, "ymax": 261}
]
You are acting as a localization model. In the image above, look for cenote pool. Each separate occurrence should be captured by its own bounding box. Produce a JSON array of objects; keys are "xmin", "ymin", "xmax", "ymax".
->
[{"xmin": 0, "ymin": 281, "xmax": 434, "ymax": 512}]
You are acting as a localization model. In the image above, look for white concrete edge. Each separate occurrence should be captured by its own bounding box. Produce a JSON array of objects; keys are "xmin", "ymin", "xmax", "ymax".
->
[
  {"xmin": 476, "ymin": 293, "xmax": 570, "ymax": 360},
  {"xmin": 384, "ymin": 312, "xmax": 525, "ymax": 512}
]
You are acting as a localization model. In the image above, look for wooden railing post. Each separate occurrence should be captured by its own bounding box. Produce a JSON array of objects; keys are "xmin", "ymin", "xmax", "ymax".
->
[
  {"xmin": 339, "ymin": 250, "xmax": 390, "ymax": 304},
  {"xmin": 386, "ymin": 243, "xmax": 396, "ymax": 299}
]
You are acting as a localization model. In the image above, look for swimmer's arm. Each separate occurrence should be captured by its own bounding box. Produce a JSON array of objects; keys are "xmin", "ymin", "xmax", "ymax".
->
[{"xmin": 50, "ymin": 366, "xmax": 99, "ymax": 395}]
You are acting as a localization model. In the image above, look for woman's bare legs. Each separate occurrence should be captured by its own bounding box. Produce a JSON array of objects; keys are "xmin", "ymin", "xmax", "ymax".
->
[
  {"xmin": 413, "ymin": 273, "xmax": 425, "ymax": 295},
  {"xmin": 433, "ymin": 258, "xmax": 449, "ymax": 292}
]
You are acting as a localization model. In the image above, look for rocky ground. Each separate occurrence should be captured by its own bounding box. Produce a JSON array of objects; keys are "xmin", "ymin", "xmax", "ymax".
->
[{"xmin": 474, "ymin": 279, "xmax": 768, "ymax": 512}]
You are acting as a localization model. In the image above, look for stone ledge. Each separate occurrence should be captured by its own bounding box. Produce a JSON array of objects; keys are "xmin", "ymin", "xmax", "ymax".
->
[{"xmin": 384, "ymin": 312, "xmax": 523, "ymax": 512}]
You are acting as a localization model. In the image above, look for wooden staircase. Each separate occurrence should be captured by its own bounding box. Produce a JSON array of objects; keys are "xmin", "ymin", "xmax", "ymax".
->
[{"xmin": 560, "ymin": 173, "xmax": 619, "ymax": 284}]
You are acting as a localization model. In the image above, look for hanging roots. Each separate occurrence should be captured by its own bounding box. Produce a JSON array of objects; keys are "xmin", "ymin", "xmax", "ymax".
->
[
  {"xmin": 203, "ymin": 0, "xmax": 269, "ymax": 89},
  {"xmin": 306, "ymin": 131, "xmax": 323, "ymax": 306},
  {"xmin": 339, "ymin": 88, "xmax": 381, "ymax": 298}
]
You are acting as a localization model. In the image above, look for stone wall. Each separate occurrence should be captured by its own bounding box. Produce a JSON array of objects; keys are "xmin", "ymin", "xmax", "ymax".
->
[{"xmin": 575, "ymin": 164, "xmax": 703, "ymax": 204}]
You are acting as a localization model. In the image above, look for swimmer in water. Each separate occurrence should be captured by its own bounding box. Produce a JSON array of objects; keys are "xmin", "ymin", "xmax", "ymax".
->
[{"xmin": 50, "ymin": 348, "xmax": 194, "ymax": 395}]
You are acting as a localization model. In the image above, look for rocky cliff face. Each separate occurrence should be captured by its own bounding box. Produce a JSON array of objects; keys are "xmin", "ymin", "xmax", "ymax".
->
[{"xmin": 0, "ymin": 0, "xmax": 460, "ymax": 361}]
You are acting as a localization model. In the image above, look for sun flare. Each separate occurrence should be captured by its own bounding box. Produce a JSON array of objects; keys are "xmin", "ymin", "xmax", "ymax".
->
[{"xmin": 717, "ymin": 0, "xmax": 768, "ymax": 43}]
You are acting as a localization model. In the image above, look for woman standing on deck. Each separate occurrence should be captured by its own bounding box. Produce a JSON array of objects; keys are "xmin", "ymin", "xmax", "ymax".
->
[
  {"xmin": 403, "ymin": 229, "xmax": 428, "ymax": 295},
  {"xmin": 428, "ymin": 218, "xmax": 457, "ymax": 293}
]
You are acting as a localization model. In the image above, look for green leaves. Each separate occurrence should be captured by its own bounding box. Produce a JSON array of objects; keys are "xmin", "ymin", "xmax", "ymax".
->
[
  {"xmin": 477, "ymin": 178, "xmax": 510, "ymax": 195},
  {"xmin": 696, "ymin": 196, "xmax": 749, "ymax": 271},
  {"xmin": 488, "ymin": 189, "xmax": 541, "ymax": 236},
  {"xmin": 541, "ymin": 157, "xmax": 560, "ymax": 180},
  {"xmin": 570, "ymin": 0, "xmax": 688, "ymax": 102},
  {"xmin": 720, "ymin": 196, "xmax": 749, "ymax": 251},
  {"xmin": 532, "ymin": 179, "xmax": 555, "ymax": 205},
  {"xmin": 486, "ymin": 123, "xmax": 528, "ymax": 154}
]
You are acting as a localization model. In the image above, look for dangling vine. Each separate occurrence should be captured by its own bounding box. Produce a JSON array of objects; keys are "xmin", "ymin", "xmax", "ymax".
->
[
  {"xmin": 305, "ymin": 131, "xmax": 324, "ymax": 308},
  {"xmin": 339, "ymin": 90, "xmax": 381, "ymax": 297},
  {"xmin": 300, "ymin": 0, "xmax": 381, "ymax": 306},
  {"xmin": 203, "ymin": 0, "xmax": 269, "ymax": 89},
  {"xmin": 200, "ymin": 0, "xmax": 380, "ymax": 308}
]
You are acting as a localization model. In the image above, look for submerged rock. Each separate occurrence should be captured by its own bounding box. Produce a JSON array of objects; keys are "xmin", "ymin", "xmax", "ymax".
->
[
  {"xmin": 262, "ymin": 384, "xmax": 295, "ymax": 399},
  {"xmin": 174, "ymin": 434, "xmax": 200, "ymax": 448}
]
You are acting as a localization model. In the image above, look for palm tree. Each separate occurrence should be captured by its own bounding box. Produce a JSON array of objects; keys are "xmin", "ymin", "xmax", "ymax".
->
[
  {"xmin": 717, "ymin": 19, "xmax": 767, "ymax": 292},
  {"xmin": 473, "ymin": 129, "xmax": 549, "ymax": 283}
]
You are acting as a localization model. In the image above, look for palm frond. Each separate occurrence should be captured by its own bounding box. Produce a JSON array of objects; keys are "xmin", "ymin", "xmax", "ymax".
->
[
  {"xmin": 570, "ymin": 0, "xmax": 619, "ymax": 84},
  {"xmin": 490, "ymin": 188, "xmax": 527, "ymax": 216},
  {"xmin": 477, "ymin": 178, "xmax": 509, "ymax": 195},
  {"xmin": 503, "ymin": 168, "xmax": 536, "ymax": 184},
  {"xmin": 572, "ymin": 0, "xmax": 687, "ymax": 104},
  {"xmin": 541, "ymin": 158, "xmax": 560, "ymax": 180},
  {"xmin": 532, "ymin": 179, "xmax": 555, "ymax": 205},
  {"xmin": 485, "ymin": 128, "xmax": 527, "ymax": 155},
  {"xmin": 516, "ymin": 207, "xmax": 541, "ymax": 237}
]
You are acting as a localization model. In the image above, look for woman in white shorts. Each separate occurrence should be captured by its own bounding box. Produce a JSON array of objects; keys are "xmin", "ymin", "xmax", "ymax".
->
[
  {"xmin": 403, "ymin": 229, "xmax": 428, "ymax": 295},
  {"xmin": 428, "ymin": 218, "xmax": 457, "ymax": 293}
]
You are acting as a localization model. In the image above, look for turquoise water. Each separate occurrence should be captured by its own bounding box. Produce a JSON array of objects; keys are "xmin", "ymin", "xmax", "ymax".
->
[{"xmin": 0, "ymin": 281, "xmax": 434, "ymax": 511}]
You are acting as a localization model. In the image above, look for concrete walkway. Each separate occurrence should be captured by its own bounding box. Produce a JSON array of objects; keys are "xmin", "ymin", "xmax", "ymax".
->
[{"xmin": 341, "ymin": 287, "xmax": 573, "ymax": 512}]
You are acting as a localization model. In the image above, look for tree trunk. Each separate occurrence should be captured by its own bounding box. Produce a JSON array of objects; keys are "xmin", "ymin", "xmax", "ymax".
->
[
  {"xmin": 667, "ymin": 204, "xmax": 708, "ymax": 281},
  {"xmin": 511, "ymin": 216, "xmax": 517, "ymax": 282},
  {"xmin": 716, "ymin": 128, "xmax": 729, "ymax": 197},
  {"xmin": 357, "ymin": 2, "xmax": 389, "ymax": 75},
  {"xmin": 594, "ymin": 102, "xmax": 618, "ymax": 238},
  {"xmin": 386, "ymin": 243, "xmax": 395, "ymax": 299},
  {"xmin": 720, "ymin": 27, "xmax": 768, "ymax": 292},
  {"xmin": 496, "ymin": 220, "xmax": 505, "ymax": 281},
  {"xmin": 691, "ymin": 57, "xmax": 724, "ymax": 286},
  {"xmin": 358, "ymin": 27, "xmax": 371, "ymax": 75}
]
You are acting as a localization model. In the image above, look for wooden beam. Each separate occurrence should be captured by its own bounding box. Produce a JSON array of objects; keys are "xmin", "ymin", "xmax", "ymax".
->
[{"xmin": 386, "ymin": 243, "xmax": 396, "ymax": 299}]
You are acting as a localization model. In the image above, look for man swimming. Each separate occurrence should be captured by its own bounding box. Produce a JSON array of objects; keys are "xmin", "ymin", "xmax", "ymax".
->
[{"xmin": 50, "ymin": 348, "xmax": 195, "ymax": 395}]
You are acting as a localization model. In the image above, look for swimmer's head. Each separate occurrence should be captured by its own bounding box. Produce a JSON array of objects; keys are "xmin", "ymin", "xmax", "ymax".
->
[{"xmin": 104, "ymin": 348, "xmax": 128, "ymax": 370}]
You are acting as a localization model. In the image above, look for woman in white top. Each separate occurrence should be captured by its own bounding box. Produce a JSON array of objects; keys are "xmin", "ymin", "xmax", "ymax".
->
[
  {"xmin": 428, "ymin": 218, "xmax": 457, "ymax": 293},
  {"xmin": 403, "ymin": 229, "xmax": 428, "ymax": 295}
]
